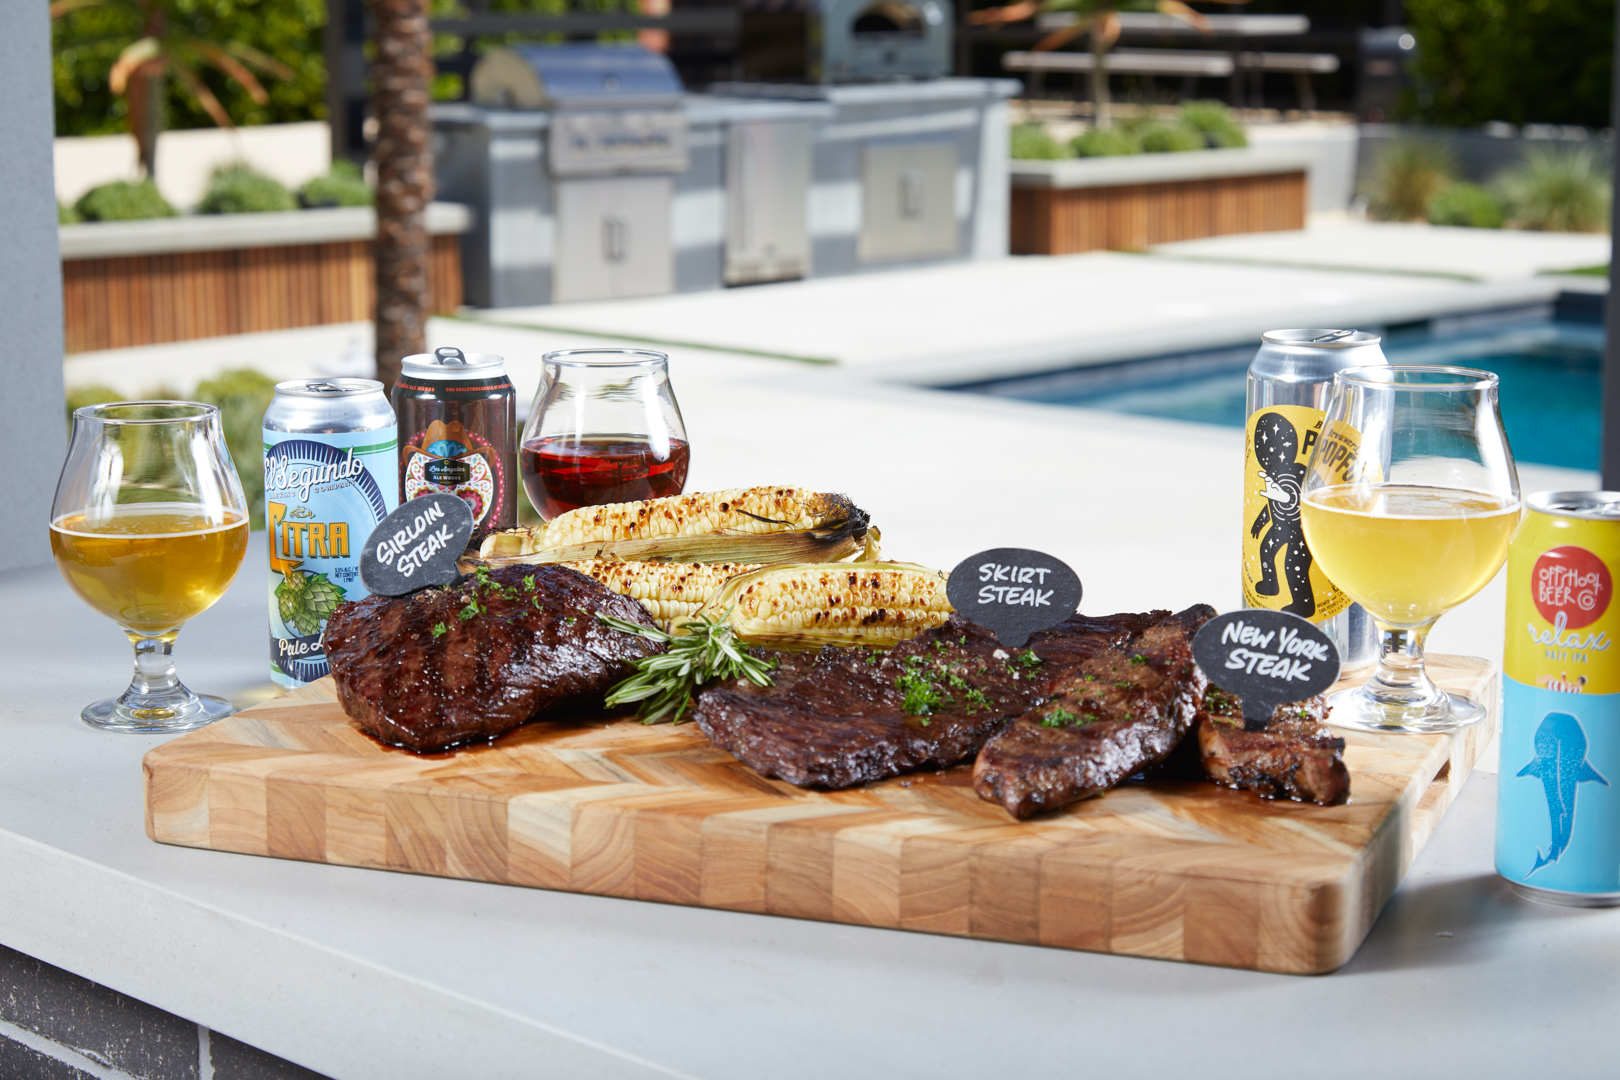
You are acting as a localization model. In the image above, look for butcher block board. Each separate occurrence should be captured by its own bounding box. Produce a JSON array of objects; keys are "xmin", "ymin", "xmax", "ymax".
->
[{"xmin": 144, "ymin": 656, "xmax": 1495, "ymax": 975}]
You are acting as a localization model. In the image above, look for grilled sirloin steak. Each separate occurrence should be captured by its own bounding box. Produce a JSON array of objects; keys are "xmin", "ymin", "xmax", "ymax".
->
[
  {"xmin": 691, "ymin": 611, "xmax": 1167, "ymax": 789},
  {"xmin": 1197, "ymin": 690, "xmax": 1348, "ymax": 805},
  {"xmin": 972, "ymin": 605, "xmax": 1216, "ymax": 819},
  {"xmin": 324, "ymin": 564, "xmax": 663, "ymax": 752}
]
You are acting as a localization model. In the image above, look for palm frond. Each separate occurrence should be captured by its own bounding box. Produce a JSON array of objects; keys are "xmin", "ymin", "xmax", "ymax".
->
[
  {"xmin": 221, "ymin": 40, "xmax": 296, "ymax": 81},
  {"xmin": 188, "ymin": 39, "xmax": 270, "ymax": 104},
  {"xmin": 108, "ymin": 37, "xmax": 160, "ymax": 94},
  {"xmin": 49, "ymin": 0, "xmax": 107, "ymax": 18},
  {"xmin": 167, "ymin": 56, "xmax": 235, "ymax": 129},
  {"xmin": 1155, "ymin": 0, "xmax": 1208, "ymax": 30},
  {"xmin": 967, "ymin": 0, "xmax": 1041, "ymax": 26},
  {"xmin": 1033, "ymin": 16, "xmax": 1094, "ymax": 51}
]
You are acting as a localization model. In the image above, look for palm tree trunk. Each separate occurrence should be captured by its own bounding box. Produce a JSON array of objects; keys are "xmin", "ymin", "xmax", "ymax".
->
[
  {"xmin": 1090, "ymin": 31, "xmax": 1111, "ymax": 130},
  {"xmin": 129, "ymin": 68, "xmax": 164, "ymax": 180},
  {"xmin": 370, "ymin": 0, "xmax": 434, "ymax": 392}
]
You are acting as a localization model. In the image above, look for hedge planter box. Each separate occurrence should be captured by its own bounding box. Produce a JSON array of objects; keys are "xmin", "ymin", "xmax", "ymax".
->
[
  {"xmin": 59, "ymin": 203, "xmax": 472, "ymax": 353},
  {"xmin": 1010, "ymin": 149, "xmax": 1311, "ymax": 256}
]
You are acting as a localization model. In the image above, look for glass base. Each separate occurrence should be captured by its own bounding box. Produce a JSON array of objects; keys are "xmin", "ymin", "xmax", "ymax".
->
[
  {"xmin": 82, "ymin": 690, "xmax": 234, "ymax": 734},
  {"xmin": 1325, "ymin": 686, "xmax": 1485, "ymax": 735}
]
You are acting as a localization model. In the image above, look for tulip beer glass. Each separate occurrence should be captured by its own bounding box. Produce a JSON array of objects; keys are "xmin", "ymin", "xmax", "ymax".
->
[
  {"xmin": 1300, "ymin": 366, "xmax": 1521, "ymax": 733},
  {"xmin": 520, "ymin": 349, "xmax": 690, "ymax": 520},
  {"xmin": 49, "ymin": 402, "xmax": 250, "ymax": 732}
]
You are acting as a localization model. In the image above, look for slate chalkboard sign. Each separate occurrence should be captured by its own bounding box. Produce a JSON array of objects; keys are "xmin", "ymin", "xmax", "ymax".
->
[
  {"xmin": 1190, "ymin": 609, "xmax": 1342, "ymax": 727},
  {"xmin": 359, "ymin": 493, "xmax": 476, "ymax": 596},
  {"xmin": 946, "ymin": 548, "xmax": 1083, "ymax": 647}
]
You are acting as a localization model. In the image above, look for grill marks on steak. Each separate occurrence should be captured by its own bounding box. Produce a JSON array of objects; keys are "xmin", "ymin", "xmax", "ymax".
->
[
  {"xmin": 972, "ymin": 605, "xmax": 1216, "ymax": 819},
  {"xmin": 1197, "ymin": 689, "xmax": 1349, "ymax": 805},
  {"xmin": 690, "ymin": 611, "xmax": 1171, "ymax": 790},
  {"xmin": 323, "ymin": 564, "xmax": 664, "ymax": 752}
]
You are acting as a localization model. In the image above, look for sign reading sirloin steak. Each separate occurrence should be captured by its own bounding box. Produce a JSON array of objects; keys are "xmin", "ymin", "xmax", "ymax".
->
[
  {"xmin": 946, "ymin": 548, "xmax": 1082, "ymax": 647},
  {"xmin": 1191, "ymin": 609, "xmax": 1341, "ymax": 726},
  {"xmin": 360, "ymin": 493, "xmax": 476, "ymax": 596}
]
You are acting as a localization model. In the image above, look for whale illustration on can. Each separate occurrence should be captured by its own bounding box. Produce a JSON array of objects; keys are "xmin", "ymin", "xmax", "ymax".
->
[{"xmin": 1518, "ymin": 712, "xmax": 1609, "ymax": 873}]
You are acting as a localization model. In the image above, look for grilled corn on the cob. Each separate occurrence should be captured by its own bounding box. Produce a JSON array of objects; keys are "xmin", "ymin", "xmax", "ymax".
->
[
  {"xmin": 567, "ymin": 560, "xmax": 760, "ymax": 629},
  {"xmin": 478, "ymin": 487, "xmax": 877, "ymax": 566},
  {"xmin": 679, "ymin": 562, "xmax": 953, "ymax": 648}
]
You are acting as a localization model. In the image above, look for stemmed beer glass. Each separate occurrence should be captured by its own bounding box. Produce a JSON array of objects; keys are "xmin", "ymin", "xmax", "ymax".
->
[
  {"xmin": 1300, "ymin": 366, "xmax": 1521, "ymax": 733},
  {"xmin": 50, "ymin": 402, "xmax": 250, "ymax": 732}
]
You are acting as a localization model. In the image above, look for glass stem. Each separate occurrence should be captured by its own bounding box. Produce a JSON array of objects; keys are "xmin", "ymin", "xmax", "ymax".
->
[
  {"xmin": 120, "ymin": 630, "xmax": 188, "ymax": 708},
  {"xmin": 1362, "ymin": 622, "xmax": 1448, "ymax": 715}
]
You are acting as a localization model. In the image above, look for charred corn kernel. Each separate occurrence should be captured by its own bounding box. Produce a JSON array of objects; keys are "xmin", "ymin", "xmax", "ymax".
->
[
  {"xmin": 478, "ymin": 486, "xmax": 876, "ymax": 565},
  {"xmin": 685, "ymin": 563, "xmax": 953, "ymax": 648},
  {"xmin": 567, "ymin": 560, "xmax": 759, "ymax": 629}
]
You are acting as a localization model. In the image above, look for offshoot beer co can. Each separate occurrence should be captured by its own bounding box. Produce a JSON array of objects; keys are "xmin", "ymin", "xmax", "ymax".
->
[
  {"xmin": 263, "ymin": 380, "xmax": 398, "ymax": 688},
  {"xmin": 1242, "ymin": 329, "xmax": 1385, "ymax": 670},
  {"xmin": 1498, "ymin": 491, "xmax": 1620, "ymax": 906},
  {"xmin": 393, "ymin": 347, "xmax": 518, "ymax": 537}
]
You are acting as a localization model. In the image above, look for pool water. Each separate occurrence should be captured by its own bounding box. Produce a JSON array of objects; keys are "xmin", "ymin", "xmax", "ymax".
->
[{"xmin": 957, "ymin": 321, "xmax": 1604, "ymax": 471}]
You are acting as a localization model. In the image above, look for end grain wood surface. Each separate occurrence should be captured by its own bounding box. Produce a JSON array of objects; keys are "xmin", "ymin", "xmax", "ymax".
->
[{"xmin": 143, "ymin": 656, "xmax": 1494, "ymax": 974}]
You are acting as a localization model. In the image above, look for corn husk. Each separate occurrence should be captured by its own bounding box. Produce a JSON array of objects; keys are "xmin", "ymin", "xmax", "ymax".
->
[{"xmin": 676, "ymin": 561, "xmax": 952, "ymax": 649}]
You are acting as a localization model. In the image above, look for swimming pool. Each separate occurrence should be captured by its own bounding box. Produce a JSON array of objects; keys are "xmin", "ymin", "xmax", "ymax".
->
[{"xmin": 953, "ymin": 318, "xmax": 1605, "ymax": 471}]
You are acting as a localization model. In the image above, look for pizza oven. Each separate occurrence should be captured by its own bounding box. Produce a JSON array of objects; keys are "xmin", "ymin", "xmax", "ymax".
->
[{"xmin": 740, "ymin": 0, "xmax": 953, "ymax": 83}]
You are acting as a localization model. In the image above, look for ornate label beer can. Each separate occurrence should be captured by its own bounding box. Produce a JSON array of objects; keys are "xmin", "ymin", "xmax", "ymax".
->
[
  {"xmin": 263, "ymin": 380, "xmax": 398, "ymax": 688},
  {"xmin": 1498, "ymin": 491, "xmax": 1620, "ymax": 905},
  {"xmin": 393, "ymin": 347, "xmax": 517, "ymax": 537},
  {"xmin": 1242, "ymin": 329, "xmax": 1387, "ymax": 669}
]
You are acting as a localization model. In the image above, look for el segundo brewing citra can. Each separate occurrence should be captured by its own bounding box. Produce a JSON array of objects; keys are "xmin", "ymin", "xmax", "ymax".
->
[
  {"xmin": 393, "ymin": 347, "xmax": 517, "ymax": 537},
  {"xmin": 1498, "ymin": 491, "xmax": 1620, "ymax": 906},
  {"xmin": 263, "ymin": 380, "xmax": 398, "ymax": 688},
  {"xmin": 1243, "ymin": 329, "xmax": 1385, "ymax": 669}
]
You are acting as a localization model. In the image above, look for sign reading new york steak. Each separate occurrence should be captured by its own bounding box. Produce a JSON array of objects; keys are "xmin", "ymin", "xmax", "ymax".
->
[
  {"xmin": 1191, "ymin": 609, "xmax": 1341, "ymax": 726},
  {"xmin": 359, "ymin": 493, "xmax": 476, "ymax": 596},
  {"xmin": 946, "ymin": 548, "xmax": 1083, "ymax": 647}
]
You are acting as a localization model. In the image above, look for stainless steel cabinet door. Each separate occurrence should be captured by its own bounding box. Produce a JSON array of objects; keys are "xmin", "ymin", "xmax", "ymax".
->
[
  {"xmin": 857, "ymin": 141, "xmax": 960, "ymax": 263},
  {"xmin": 553, "ymin": 176, "xmax": 675, "ymax": 303},
  {"xmin": 725, "ymin": 121, "xmax": 812, "ymax": 285}
]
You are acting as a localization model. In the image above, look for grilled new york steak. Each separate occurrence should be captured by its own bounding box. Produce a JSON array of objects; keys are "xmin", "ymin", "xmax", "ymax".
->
[
  {"xmin": 1197, "ymin": 689, "xmax": 1349, "ymax": 805},
  {"xmin": 972, "ymin": 605, "xmax": 1216, "ymax": 819},
  {"xmin": 691, "ymin": 612, "xmax": 1163, "ymax": 789},
  {"xmin": 324, "ymin": 564, "xmax": 663, "ymax": 752}
]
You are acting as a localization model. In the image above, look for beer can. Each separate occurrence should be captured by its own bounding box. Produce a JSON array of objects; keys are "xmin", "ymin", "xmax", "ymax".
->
[
  {"xmin": 1497, "ymin": 491, "xmax": 1620, "ymax": 906},
  {"xmin": 263, "ymin": 380, "xmax": 398, "ymax": 688},
  {"xmin": 1242, "ymin": 329, "xmax": 1386, "ymax": 669},
  {"xmin": 393, "ymin": 347, "xmax": 518, "ymax": 537}
]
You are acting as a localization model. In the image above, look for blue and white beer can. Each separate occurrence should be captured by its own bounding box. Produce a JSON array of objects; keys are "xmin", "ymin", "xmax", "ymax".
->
[{"xmin": 1497, "ymin": 491, "xmax": 1620, "ymax": 906}]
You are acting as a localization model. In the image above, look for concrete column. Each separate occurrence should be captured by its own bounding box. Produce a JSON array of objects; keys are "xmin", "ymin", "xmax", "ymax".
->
[{"xmin": 0, "ymin": 0, "xmax": 66, "ymax": 572}]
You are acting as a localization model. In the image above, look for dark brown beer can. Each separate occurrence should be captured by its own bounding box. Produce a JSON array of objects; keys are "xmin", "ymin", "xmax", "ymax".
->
[{"xmin": 393, "ymin": 347, "xmax": 518, "ymax": 536}]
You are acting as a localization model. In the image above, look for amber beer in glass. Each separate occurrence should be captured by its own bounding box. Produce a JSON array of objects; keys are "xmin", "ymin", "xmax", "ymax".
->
[
  {"xmin": 1300, "ymin": 366, "xmax": 1521, "ymax": 733},
  {"xmin": 49, "ymin": 402, "xmax": 250, "ymax": 732}
]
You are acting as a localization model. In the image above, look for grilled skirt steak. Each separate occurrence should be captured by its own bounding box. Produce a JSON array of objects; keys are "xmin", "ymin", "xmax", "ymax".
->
[
  {"xmin": 690, "ymin": 611, "xmax": 1170, "ymax": 789},
  {"xmin": 972, "ymin": 605, "xmax": 1216, "ymax": 819},
  {"xmin": 1197, "ymin": 690, "xmax": 1349, "ymax": 805},
  {"xmin": 324, "ymin": 564, "xmax": 663, "ymax": 752}
]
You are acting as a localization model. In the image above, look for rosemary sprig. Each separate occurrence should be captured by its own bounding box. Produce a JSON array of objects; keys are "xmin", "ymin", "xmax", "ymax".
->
[{"xmin": 597, "ymin": 612, "xmax": 776, "ymax": 724}]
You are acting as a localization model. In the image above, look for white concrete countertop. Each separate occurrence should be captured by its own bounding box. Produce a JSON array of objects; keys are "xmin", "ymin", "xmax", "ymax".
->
[
  {"xmin": 59, "ymin": 202, "xmax": 474, "ymax": 260},
  {"xmin": 17, "ymin": 316, "xmax": 1617, "ymax": 1077},
  {"xmin": 1010, "ymin": 147, "xmax": 1315, "ymax": 189}
]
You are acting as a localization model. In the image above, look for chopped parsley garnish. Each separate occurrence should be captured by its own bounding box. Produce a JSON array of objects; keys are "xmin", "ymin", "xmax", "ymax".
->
[
  {"xmin": 946, "ymin": 672, "xmax": 968, "ymax": 690},
  {"xmin": 563, "ymin": 616, "xmax": 576, "ymax": 625},
  {"xmin": 896, "ymin": 671, "xmax": 941, "ymax": 718},
  {"xmin": 1040, "ymin": 708, "xmax": 1076, "ymax": 728},
  {"xmin": 965, "ymin": 687, "xmax": 989, "ymax": 708},
  {"xmin": 523, "ymin": 575, "xmax": 536, "ymax": 591},
  {"xmin": 1018, "ymin": 651, "xmax": 1044, "ymax": 669},
  {"xmin": 430, "ymin": 622, "xmax": 447, "ymax": 638},
  {"xmin": 1114, "ymin": 680, "xmax": 1132, "ymax": 689},
  {"xmin": 1129, "ymin": 654, "xmax": 1147, "ymax": 666},
  {"xmin": 458, "ymin": 599, "xmax": 481, "ymax": 621}
]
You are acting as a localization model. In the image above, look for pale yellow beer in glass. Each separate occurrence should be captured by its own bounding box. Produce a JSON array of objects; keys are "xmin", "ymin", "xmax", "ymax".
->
[
  {"xmin": 1300, "ymin": 367, "xmax": 1520, "ymax": 733},
  {"xmin": 50, "ymin": 403, "xmax": 250, "ymax": 733}
]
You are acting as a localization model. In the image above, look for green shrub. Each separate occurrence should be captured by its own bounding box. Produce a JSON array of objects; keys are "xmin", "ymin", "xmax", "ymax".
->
[
  {"xmin": 298, "ymin": 160, "xmax": 374, "ymax": 208},
  {"xmin": 1428, "ymin": 182, "xmax": 1506, "ymax": 227},
  {"xmin": 1010, "ymin": 123, "xmax": 1069, "ymax": 160},
  {"xmin": 1138, "ymin": 122, "xmax": 1206, "ymax": 154},
  {"xmin": 1179, "ymin": 100, "xmax": 1247, "ymax": 148},
  {"xmin": 1498, "ymin": 145, "xmax": 1611, "ymax": 232},
  {"xmin": 198, "ymin": 164, "xmax": 297, "ymax": 215},
  {"xmin": 1367, "ymin": 140, "xmax": 1457, "ymax": 221},
  {"xmin": 58, "ymin": 201, "xmax": 82, "ymax": 224},
  {"xmin": 64, "ymin": 384, "xmax": 127, "ymax": 423},
  {"xmin": 193, "ymin": 368, "xmax": 278, "ymax": 529},
  {"xmin": 73, "ymin": 180, "xmax": 178, "ymax": 222},
  {"xmin": 1071, "ymin": 127, "xmax": 1141, "ymax": 157}
]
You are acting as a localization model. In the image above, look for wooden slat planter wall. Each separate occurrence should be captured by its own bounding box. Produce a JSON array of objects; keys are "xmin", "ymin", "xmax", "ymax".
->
[
  {"xmin": 1011, "ymin": 170, "xmax": 1307, "ymax": 256},
  {"xmin": 62, "ymin": 234, "xmax": 463, "ymax": 354}
]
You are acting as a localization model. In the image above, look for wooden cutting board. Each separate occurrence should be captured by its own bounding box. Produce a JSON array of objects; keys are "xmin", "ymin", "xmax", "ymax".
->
[{"xmin": 144, "ymin": 656, "xmax": 1495, "ymax": 975}]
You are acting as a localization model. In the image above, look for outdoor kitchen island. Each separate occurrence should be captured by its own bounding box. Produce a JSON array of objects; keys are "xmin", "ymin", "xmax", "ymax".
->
[{"xmin": 3, "ymin": 515, "xmax": 1615, "ymax": 1076}]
